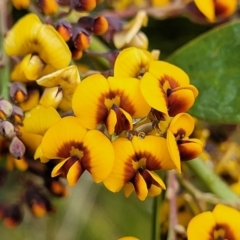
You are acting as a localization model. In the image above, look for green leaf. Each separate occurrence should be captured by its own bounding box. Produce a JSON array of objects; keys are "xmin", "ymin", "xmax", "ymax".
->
[{"xmin": 167, "ymin": 20, "xmax": 240, "ymax": 123}]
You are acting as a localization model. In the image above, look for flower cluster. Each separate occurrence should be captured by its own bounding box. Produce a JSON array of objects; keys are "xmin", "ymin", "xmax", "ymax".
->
[{"xmin": 1, "ymin": 12, "xmax": 202, "ymax": 208}]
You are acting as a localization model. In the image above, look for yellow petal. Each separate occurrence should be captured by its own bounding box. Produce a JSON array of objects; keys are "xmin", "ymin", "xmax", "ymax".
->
[
  {"xmin": 52, "ymin": 158, "xmax": 69, "ymax": 177},
  {"xmin": 187, "ymin": 211, "xmax": 216, "ymax": 239},
  {"xmin": 168, "ymin": 88, "xmax": 196, "ymax": 116},
  {"xmin": 4, "ymin": 14, "xmax": 42, "ymax": 56},
  {"xmin": 213, "ymin": 204, "xmax": 240, "ymax": 239},
  {"xmin": 104, "ymin": 137, "xmax": 136, "ymax": 192},
  {"xmin": 19, "ymin": 89, "xmax": 40, "ymax": 112},
  {"xmin": 140, "ymin": 72, "xmax": 168, "ymax": 115},
  {"xmin": 24, "ymin": 105, "xmax": 61, "ymax": 135},
  {"xmin": 166, "ymin": 130, "xmax": 181, "ymax": 173},
  {"xmin": 118, "ymin": 237, "xmax": 140, "ymax": 240},
  {"xmin": 108, "ymin": 76, "xmax": 151, "ymax": 118},
  {"xmin": 67, "ymin": 160, "xmax": 84, "ymax": 186},
  {"xmin": 149, "ymin": 60, "xmax": 190, "ymax": 86},
  {"xmin": 37, "ymin": 65, "xmax": 81, "ymax": 111},
  {"xmin": 215, "ymin": 0, "xmax": 237, "ymax": 19},
  {"xmin": 106, "ymin": 109, "xmax": 117, "ymax": 135},
  {"xmin": 178, "ymin": 139, "xmax": 203, "ymax": 161},
  {"xmin": 132, "ymin": 135, "xmax": 176, "ymax": 170},
  {"xmin": 41, "ymin": 116, "xmax": 87, "ymax": 159},
  {"xmin": 82, "ymin": 130, "xmax": 115, "ymax": 183},
  {"xmin": 114, "ymin": 47, "xmax": 153, "ymax": 78},
  {"xmin": 194, "ymin": 0, "xmax": 215, "ymax": 22},
  {"xmin": 134, "ymin": 172, "xmax": 148, "ymax": 201},
  {"xmin": 169, "ymin": 113, "xmax": 195, "ymax": 137},
  {"xmin": 34, "ymin": 145, "xmax": 49, "ymax": 163},
  {"xmin": 72, "ymin": 74, "xmax": 109, "ymax": 129},
  {"xmin": 123, "ymin": 183, "xmax": 135, "ymax": 198}
]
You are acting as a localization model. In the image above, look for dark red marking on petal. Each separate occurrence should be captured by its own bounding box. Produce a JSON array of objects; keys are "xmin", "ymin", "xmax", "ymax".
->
[
  {"xmin": 177, "ymin": 140, "xmax": 202, "ymax": 161},
  {"xmin": 112, "ymin": 104, "xmax": 132, "ymax": 134},
  {"xmin": 215, "ymin": 1, "xmax": 230, "ymax": 17},
  {"xmin": 57, "ymin": 140, "xmax": 84, "ymax": 158},
  {"xmin": 210, "ymin": 223, "xmax": 236, "ymax": 240},
  {"xmin": 159, "ymin": 74, "xmax": 180, "ymax": 89},
  {"xmin": 139, "ymin": 169, "xmax": 161, "ymax": 189}
]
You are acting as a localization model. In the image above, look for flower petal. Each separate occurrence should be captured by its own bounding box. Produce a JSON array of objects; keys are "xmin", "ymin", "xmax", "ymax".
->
[
  {"xmin": 168, "ymin": 89, "xmax": 196, "ymax": 117},
  {"xmin": 194, "ymin": 0, "xmax": 215, "ymax": 22},
  {"xmin": 82, "ymin": 130, "xmax": 115, "ymax": 183},
  {"xmin": 108, "ymin": 76, "xmax": 151, "ymax": 118},
  {"xmin": 169, "ymin": 113, "xmax": 195, "ymax": 137},
  {"xmin": 134, "ymin": 171, "xmax": 148, "ymax": 201},
  {"xmin": 132, "ymin": 135, "xmax": 176, "ymax": 171},
  {"xmin": 114, "ymin": 47, "xmax": 153, "ymax": 78},
  {"xmin": 213, "ymin": 204, "xmax": 240, "ymax": 239},
  {"xmin": 149, "ymin": 60, "xmax": 190, "ymax": 87},
  {"xmin": 140, "ymin": 72, "xmax": 168, "ymax": 115},
  {"xmin": 187, "ymin": 211, "xmax": 216, "ymax": 239},
  {"xmin": 52, "ymin": 158, "xmax": 69, "ymax": 177},
  {"xmin": 72, "ymin": 74, "xmax": 109, "ymax": 129},
  {"xmin": 24, "ymin": 105, "xmax": 61, "ymax": 135},
  {"xmin": 166, "ymin": 130, "xmax": 181, "ymax": 173},
  {"xmin": 178, "ymin": 139, "xmax": 203, "ymax": 161},
  {"xmin": 104, "ymin": 137, "xmax": 136, "ymax": 192},
  {"xmin": 41, "ymin": 116, "xmax": 87, "ymax": 159},
  {"xmin": 67, "ymin": 160, "xmax": 84, "ymax": 186}
]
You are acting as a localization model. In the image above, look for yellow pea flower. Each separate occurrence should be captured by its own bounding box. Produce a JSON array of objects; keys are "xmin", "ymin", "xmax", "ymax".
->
[
  {"xmin": 104, "ymin": 135, "xmax": 178, "ymax": 201},
  {"xmin": 41, "ymin": 116, "xmax": 115, "ymax": 186},
  {"xmin": 187, "ymin": 204, "xmax": 240, "ymax": 239}
]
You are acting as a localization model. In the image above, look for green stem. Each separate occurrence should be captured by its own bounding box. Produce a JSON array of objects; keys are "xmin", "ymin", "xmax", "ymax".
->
[
  {"xmin": 0, "ymin": 0, "xmax": 10, "ymax": 100},
  {"xmin": 152, "ymin": 193, "xmax": 161, "ymax": 240},
  {"xmin": 185, "ymin": 157, "xmax": 240, "ymax": 201}
]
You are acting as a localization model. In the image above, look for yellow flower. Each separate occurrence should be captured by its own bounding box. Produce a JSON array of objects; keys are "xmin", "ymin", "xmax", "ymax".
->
[
  {"xmin": 193, "ymin": 0, "xmax": 237, "ymax": 22},
  {"xmin": 187, "ymin": 204, "xmax": 240, "ymax": 239},
  {"xmin": 41, "ymin": 116, "xmax": 115, "ymax": 186},
  {"xmin": 11, "ymin": 0, "xmax": 30, "ymax": 9},
  {"xmin": 4, "ymin": 13, "xmax": 71, "ymax": 79},
  {"xmin": 141, "ymin": 61, "xmax": 198, "ymax": 118},
  {"xmin": 37, "ymin": 65, "xmax": 80, "ymax": 111},
  {"xmin": 114, "ymin": 47, "xmax": 198, "ymax": 118},
  {"xmin": 166, "ymin": 113, "xmax": 202, "ymax": 172},
  {"xmin": 104, "ymin": 135, "xmax": 178, "ymax": 201},
  {"xmin": 118, "ymin": 237, "xmax": 140, "ymax": 240},
  {"xmin": 72, "ymin": 74, "xmax": 150, "ymax": 135}
]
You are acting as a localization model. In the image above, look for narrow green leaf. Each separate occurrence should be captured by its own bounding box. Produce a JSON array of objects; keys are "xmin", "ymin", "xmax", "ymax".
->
[{"xmin": 167, "ymin": 20, "xmax": 240, "ymax": 123}]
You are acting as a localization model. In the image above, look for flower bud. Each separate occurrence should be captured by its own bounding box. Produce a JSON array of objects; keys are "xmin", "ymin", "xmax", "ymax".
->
[
  {"xmin": 72, "ymin": 28, "xmax": 90, "ymax": 51},
  {"xmin": 71, "ymin": 0, "xmax": 96, "ymax": 12},
  {"xmin": 39, "ymin": 86, "xmax": 63, "ymax": 108},
  {"xmin": 9, "ymin": 136, "xmax": 26, "ymax": 160},
  {"xmin": 93, "ymin": 16, "xmax": 108, "ymax": 35},
  {"xmin": 11, "ymin": 105, "xmax": 24, "ymax": 124},
  {"xmin": 44, "ymin": 178, "xmax": 68, "ymax": 197},
  {"xmin": 25, "ymin": 186, "xmax": 55, "ymax": 217},
  {"xmin": 71, "ymin": 47, "xmax": 83, "ymax": 60},
  {"xmin": 37, "ymin": 0, "xmax": 58, "ymax": 15},
  {"xmin": 3, "ymin": 204, "xmax": 23, "ymax": 228},
  {"xmin": 0, "ymin": 100, "xmax": 13, "ymax": 120},
  {"xmin": 10, "ymin": 82, "xmax": 28, "ymax": 103},
  {"xmin": 11, "ymin": 0, "xmax": 30, "ymax": 9},
  {"xmin": 0, "ymin": 121, "xmax": 15, "ymax": 139},
  {"xmin": 55, "ymin": 19, "xmax": 72, "ymax": 42}
]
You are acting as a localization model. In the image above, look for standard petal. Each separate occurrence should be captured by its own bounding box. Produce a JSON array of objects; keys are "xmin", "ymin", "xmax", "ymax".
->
[
  {"xmin": 41, "ymin": 116, "xmax": 87, "ymax": 159},
  {"xmin": 108, "ymin": 76, "xmax": 151, "ymax": 118},
  {"xmin": 169, "ymin": 113, "xmax": 195, "ymax": 137},
  {"xmin": 132, "ymin": 135, "xmax": 176, "ymax": 171},
  {"xmin": 114, "ymin": 47, "xmax": 152, "ymax": 78},
  {"xmin": 72, "ymin": 74, "xmax": 110, "ymax": 129},
  {"xmin": 104, "ymin": 137, "xmax": 136, "ymax": 192},
  {"xmin": 82, "ymin": 130, "xmax": 115, "ymax": 183},
  {"xmin": 140, "ymin": 72, "xmax": 168, "ymax": 115},
  {"xmin": 149, "ymin": 60, "xmax": 190, "ymax": 87},
  {"xmin": 23, "ymin": 105, "xmax": 61, "ymax": 135},
  {"xmin": 213, "ymin": 204, "xmax": 240, "ymax": 239},
  {"xmin": 187, "ymin": 211, "xmax": 216, "ymax": 240},
  {"xmin": 166, "ymin": 130, "xmax": 181, "ymax": 173}
]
